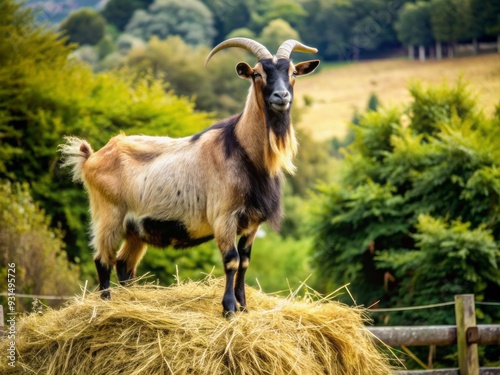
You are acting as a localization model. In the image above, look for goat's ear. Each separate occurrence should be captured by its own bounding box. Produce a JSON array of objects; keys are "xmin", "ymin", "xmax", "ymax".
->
[
  {"xmin": 236, "ymin": 62, "xmax": 254, "ymax": 79},
  {"xmin": 294, "ymin": 60, "xmax": 320, "ymax": 76}
]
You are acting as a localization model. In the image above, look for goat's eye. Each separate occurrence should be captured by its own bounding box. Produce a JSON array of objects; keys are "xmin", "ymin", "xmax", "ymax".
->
[
  {"xmin": 292, "ymin": 71, "xmax": 298, "ymax": 76},
  {"xmin": 253, "ymin": 72, "xmax": 261, "ymax": 79}
]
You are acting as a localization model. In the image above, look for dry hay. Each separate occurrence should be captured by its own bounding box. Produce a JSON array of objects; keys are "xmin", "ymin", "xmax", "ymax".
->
[{"xmin": 1, "ymin": 277, "xmax": 395, "ymax": 374}]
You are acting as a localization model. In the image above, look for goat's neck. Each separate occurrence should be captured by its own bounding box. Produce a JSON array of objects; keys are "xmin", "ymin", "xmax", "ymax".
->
[
  {"xmin": 236, "ymin": 88, "xmax": 296, "ymax": 177},
  {"xmin": 236, "ymin": 89, "xmax": 270, "ymax": 172}
]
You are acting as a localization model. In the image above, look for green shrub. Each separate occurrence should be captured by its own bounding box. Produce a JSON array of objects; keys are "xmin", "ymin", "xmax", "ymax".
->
[
  {"xmin": 311, "ymin": 80, "xmax": 500, "ymax": 317},
  {"xmin": 60, "ymin": 8, "xmax": 107, "ymax": 46},
  {"xmin": 311, "ymin": 80, "xmax": 500, "ymax": 366},
  {"xmin": 0, "ymin": 181, "xmax": 81, "ymax": 311}
]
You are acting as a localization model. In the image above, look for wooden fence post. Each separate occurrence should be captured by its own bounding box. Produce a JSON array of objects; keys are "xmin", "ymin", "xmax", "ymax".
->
[
  {"xmin": 0, "ymin": 305, "xmax": 4, "ymax": 337},
  {"xmin": 455, "ymin": 294, "xmax": 479, "ymax": 375}
]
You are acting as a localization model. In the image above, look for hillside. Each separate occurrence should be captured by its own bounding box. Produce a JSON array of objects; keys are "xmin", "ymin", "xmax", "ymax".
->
[{"xmin": 295, "ymin": 54, "xmax": 500, "ymax": 141}]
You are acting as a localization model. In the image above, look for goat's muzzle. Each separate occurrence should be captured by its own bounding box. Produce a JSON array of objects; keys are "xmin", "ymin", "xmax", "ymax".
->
[{"xmin": 269, "ymin": 90, "xmax": 291, "ymax": 112}]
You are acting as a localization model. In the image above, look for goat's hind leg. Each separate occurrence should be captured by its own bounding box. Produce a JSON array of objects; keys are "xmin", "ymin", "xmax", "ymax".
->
[
  {"xmin": 94, "ymin": 258, "xmax": 112, "ymax": 299},
  {"xmin": 116, "ymin": 234, "xmax": 147, "ymax": 286},
  {"xmin": 91, "ymin": 210, "xmax": 123, "ymax": 299}
]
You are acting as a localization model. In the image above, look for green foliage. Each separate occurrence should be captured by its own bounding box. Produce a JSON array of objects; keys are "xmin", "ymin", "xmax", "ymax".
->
[
  {"xmin": 0, "ymin": 0, "xmax": 212, "ymax": 278},
  {"xmin": 377, "ymin": 215, "xmax": 498, "ymax": 319},
  {"xmin": 203, "ymin": 0, "xmax": 252, "ymax": 42},
  {"xmin": 288, "ymin": 129, "xmax": 333, "ymax": 198},
  {"xmin": 225, "ymin": 27, "xmax": 256, "ymax": 40},
  {"xmin": 395, "ymin": 1, "xmax": 434, "ymax": 47},
  {"xmin": 332, "ymin": 93, "xmax": 382, "ymax": 156},
  {"xmin": 430, "ymin": 0, "xmax": 472, "ymax": 43},
  {"xmin": 96, "ymin": 34, "xmax": 116, "ymax": 59},
  {"xmin": 299, "ymin": 0, "xmax": 401, "ymax": 61},
  {"xmin": 125, "ymin": 0, "xmax": 216, "ymax": 45},
  {"xmin": 366, "ymin": 92, "xmax": 380, "ymax": 112},
  {"xmin": 59, "ymin": 8, "xmax": 107, "ymax": 46},
  {"xmin": 0, "ymin": 181, "xmax": 81, "ymax": 310},
  {"xmin": 125, "ymin": 36, "xmax": 248, "ymax": 117},
  {"xmin": 311, "ymin": 80, "xmax": 500, "ymax": 334},
  {"xmin": 259, "ymin": 19, "xmax": 300, "ymax": 53},
  {"xmin": 102, "ymin": 0, "xmax": 154, "ymax": 31},
  {"xmin": 408, "ymin": 79, "xmax": 478, "ymax": 135},
  {"xmin": 247, "ymin": 230, "xmax": 315, "ymax": 294},
  {"xmin": 137, "ymin": 243, "xmax": 222, "ymax": 286},
  {"xmin": 471, "ymin": 0, "xmax": 500, "ymax": 36},
  {"xmin": 261, "ymin": 0, "xmax": 307, "ymax": 30}
]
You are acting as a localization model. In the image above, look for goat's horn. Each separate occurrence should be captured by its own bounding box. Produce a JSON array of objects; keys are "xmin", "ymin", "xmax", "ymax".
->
[
  {"xmin": 275, "ymin": 40, "xmax": 318, "ymax": 59},
  {"xmin": 205, "ymin": 38, "xmax": 273, "ymax": 67}
]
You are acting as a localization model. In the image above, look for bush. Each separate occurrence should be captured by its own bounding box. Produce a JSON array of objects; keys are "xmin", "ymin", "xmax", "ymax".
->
[
  {"xmin": 311, "ymin": 80, "xmax": 500, "ymax": 366},
  {"xmin": 0, "ymin": 182, "xmax": 81, "ymax": 310},
  {"xmin": 125, "ymin": 36, "xmax": 248, "ymax": 117},
  {"xmin": 311, "ymin": 80, "xmax": 500, "ymax": 317},
  {"xmin": 60, "ymin": 8, "xmax": 107, "ymax": 46}
]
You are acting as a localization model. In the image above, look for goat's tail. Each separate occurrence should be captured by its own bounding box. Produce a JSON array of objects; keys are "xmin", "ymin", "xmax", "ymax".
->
[{"xmin": 59, "ymin": 136, "xmax": 93, "ymax": 183}]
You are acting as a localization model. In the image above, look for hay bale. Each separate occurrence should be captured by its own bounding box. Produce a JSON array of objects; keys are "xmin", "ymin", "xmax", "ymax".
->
[{"xmin": 1, "ymin": 277, "xmax": 394, "ymax": 374}]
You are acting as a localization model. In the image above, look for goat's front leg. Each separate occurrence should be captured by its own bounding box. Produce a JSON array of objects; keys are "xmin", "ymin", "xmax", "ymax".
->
[
  {"xmin": 215, "ymin": 219, "xmax": 239, "ymax": 317},
  {"xmin": 222, "ymin": 246, "xmax": 239, "ymax": 316},
  {"xmin": 235, "ymin": 226, "xmax": 259, "ymax": 312}
]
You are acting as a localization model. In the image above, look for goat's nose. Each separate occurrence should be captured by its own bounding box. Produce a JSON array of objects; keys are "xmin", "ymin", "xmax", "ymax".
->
[{"xmin": 271, "ymin": 90, "xmax": 290, "ymax": 103}]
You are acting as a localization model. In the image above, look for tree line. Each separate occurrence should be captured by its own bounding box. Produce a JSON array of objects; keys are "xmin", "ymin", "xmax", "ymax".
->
[{"xmin": 58, "ymin": 0, "xmax": 500, "ymax": 64}]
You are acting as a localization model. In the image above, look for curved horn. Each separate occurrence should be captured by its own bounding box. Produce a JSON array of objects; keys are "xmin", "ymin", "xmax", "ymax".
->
[
  {"xmin": 205, "ymin": 38, "xmax": 273, "ymax": 67},
  {"xmin": 275, "ymin": 39, "xmax": 318, "ymax": 59}
]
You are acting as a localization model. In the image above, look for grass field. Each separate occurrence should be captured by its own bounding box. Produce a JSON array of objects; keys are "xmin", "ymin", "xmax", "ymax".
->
[{"xmin": 295, "ymin": 53, "xmax": 500, "ymax": 141}]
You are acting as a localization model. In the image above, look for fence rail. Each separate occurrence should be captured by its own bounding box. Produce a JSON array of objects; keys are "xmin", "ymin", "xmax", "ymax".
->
[
  {"xmin": 367, "ymin": 325, "xmax": 500, "ymax": 346},
  {"xmin": 367, "ymin": 295, "xmax": 500, "ymax": 375}
]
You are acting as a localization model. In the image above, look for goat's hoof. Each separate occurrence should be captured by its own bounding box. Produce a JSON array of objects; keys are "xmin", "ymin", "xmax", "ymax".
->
[
  {"xmin": 223, "ymin": 310, "xmax": 236, "ymax": 319},
  {"xmin": 239, "ymin": 306, "xmax": 248, "ymax": 313},
  {"xmin": 100, "ymin": 290, "xmax": 111, "ymax": 300}
]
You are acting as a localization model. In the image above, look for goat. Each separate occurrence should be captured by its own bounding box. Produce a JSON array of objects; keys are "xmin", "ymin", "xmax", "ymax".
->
[{"xmin": 59, "ymin": 38, "xmax": 319, "ymax": 316}]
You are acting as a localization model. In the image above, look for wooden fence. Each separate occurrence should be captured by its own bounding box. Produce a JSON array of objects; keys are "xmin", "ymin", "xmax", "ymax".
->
[{"xmin": 367, "ymin": 295, "xmax": 500, "ymax": 374}]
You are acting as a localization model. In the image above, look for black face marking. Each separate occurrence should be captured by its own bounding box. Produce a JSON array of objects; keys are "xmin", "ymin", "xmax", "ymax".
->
[{"xmin": 258, "ymin": 59, "xmax": 293, "ymax": 138}]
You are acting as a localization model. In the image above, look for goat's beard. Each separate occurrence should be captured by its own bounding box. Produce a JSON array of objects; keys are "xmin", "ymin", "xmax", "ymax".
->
[
  {"xmin": 264, "ymin": 101, "xmax": 292, "ymax": 138},
  {"xmin": 264, "ymin": 105, "xmax": 297, "ymax": 176}
]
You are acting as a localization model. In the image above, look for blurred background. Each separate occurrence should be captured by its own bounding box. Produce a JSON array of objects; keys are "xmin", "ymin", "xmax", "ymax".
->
[{"xmin": 0, "ymin": 0, "xmax": 499, "ymax": 369}]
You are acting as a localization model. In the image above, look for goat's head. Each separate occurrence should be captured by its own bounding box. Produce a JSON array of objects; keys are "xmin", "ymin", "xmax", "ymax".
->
[
  {"xmin": 205, "ymin": 38, "xmax": 319, "ymax": 117},
  {"xmin": 205, "ymin": 38, "xmax": 319, "ymax": 175}
]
